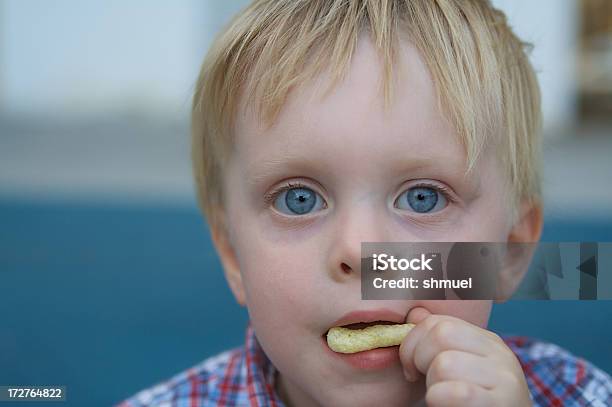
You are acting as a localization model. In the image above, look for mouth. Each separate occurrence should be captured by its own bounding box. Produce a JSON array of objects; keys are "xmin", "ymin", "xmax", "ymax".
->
[
  {"xmin": 321, "ymin": 309, "xmax": 408, "ymax": 371},
  {"xmin": 323, "ymin": 320, "xmax": 398, "ymax": 337},
  {"xmin": 324, "ymin": 309, "xmax": 406, "ymax": 336}
]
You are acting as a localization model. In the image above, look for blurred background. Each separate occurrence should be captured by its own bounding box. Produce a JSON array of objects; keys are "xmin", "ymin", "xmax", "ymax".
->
[{"xmin": 1, "ymin": 0, "xmax": 611, "ymax": 406}]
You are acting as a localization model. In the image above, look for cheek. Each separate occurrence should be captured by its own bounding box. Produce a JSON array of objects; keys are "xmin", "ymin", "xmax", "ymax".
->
[
  {"xmin": 229, "ymin": 214, "xmax": 323, "ymax": 331},
  {"xmin": 229, "ymin": 221, "xmax": 328, "ymax": 379},
  {"xmin": 223, "ymin": 172, "xmax": 325, "ymax": 331}
]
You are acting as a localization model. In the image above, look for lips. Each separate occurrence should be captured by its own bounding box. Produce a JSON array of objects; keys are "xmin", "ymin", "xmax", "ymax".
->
[
  {"xmin": 326, "ymin": 309, "xmax": 406, "ymax": 334},
  {"xmin": 323, "ymin": 309, "xmax": 406, "ymax": 337},
  {"xmin": 322, "ymin": 309, "xmax": 407, "ymax": 370}
]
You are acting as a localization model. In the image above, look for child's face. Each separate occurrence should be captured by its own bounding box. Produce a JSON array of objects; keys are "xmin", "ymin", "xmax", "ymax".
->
[{"xmin": 219, "ymin": 36, "xmax": 514, "ymax": 405}]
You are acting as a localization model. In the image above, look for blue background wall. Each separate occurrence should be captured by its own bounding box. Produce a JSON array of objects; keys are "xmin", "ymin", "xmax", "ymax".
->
[{"xmin": 1, "ymin": 200, "xmax": 611, "ymax": 406}]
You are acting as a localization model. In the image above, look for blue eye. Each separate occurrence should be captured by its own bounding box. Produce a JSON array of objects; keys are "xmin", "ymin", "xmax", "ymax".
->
[
  {"xmin": 273, "ymin": 186, "xmax": 325, "ymax": 215},
  {"xmin": 395, "ymin": 186, "xmax": 447, "ymax": 213}
]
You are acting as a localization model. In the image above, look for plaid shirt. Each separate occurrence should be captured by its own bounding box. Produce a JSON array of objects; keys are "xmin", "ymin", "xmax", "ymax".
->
[{"xmin": 118, "ymin": 324, "xmax": 612, "ymax": 407}]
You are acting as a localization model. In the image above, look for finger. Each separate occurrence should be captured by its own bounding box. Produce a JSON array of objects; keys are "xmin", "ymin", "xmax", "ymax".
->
[
  {"xmin": 400, "ymin": 307, "xmax": 433, "ymax": 382},
  {"xmin": 406, "ymin": 306, "xmax": 431, "ymax": 324},
  {"xmin": 398, "ymin": 307, "xmax": 433, "ymax": 381},
  {"xmin": 426, "ymin": 381, "xmax": 494, "ymax": 407},
  {"xmin": 413, "ymin": 318, "xmax": 499, "ymax": 376},
  {"xmin": 399, "ymin": 312, "xmax": 436, "ymax": 381},
  {"xmin": 425, "ymin": 350, "xmax": 499, "ymax": 390},
  {"xmin": 400, "ymin": 314, "xmax": 502, "ymax": 382}
]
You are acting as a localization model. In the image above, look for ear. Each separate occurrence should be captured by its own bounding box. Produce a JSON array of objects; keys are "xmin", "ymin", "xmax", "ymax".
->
[
  {"xmin": 209, "ymin": 209, "xmax": 246, "ymax": 306},
  {"xmin": 508, "ymin": 199, "xmax": 543, "ymax": 244},
  {"xmin": 495, "ymin": 199, "xmax": 544, "ymax": 301}
]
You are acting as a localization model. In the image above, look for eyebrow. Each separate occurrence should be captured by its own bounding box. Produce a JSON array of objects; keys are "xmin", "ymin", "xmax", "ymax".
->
[
  {"xmin": 245, "ymin": 154, "xmax": 321, "ymax": 187},
  {"xmin": 245, "ymin": 151, "xmax": 473, "ymax": 188}
]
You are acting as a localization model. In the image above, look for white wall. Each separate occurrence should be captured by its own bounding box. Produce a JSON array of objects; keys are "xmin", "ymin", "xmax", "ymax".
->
[
  {"xmin": 492, "ymin": 0, "xmax": 579, "ymax": 138},
  {"xmin": 0, "ymin": 0, "xmax": 246, "ymax": 119},
  {"xmin": 1, "ymin": 0, "xmax": 578, "ymax": 135}
]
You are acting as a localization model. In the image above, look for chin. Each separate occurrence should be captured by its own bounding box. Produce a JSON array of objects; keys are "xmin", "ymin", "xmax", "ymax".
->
[{"xmin": 314, "ymin": 373, "xmax": 422, "ymax": 407}]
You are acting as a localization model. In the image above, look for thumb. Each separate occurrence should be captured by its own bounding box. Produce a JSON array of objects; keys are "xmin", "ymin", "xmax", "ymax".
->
[
  {"xmin": 399, "ymin": 306, "xmax": 433, "ymax": 382},
  {"xmin": 406, "ymin": 306, "xmax": 431, "ymax": 324}
]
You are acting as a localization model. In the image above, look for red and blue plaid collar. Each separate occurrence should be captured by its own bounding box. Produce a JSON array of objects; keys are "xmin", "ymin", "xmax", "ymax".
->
[
  {"xmin": 243, "ymin": 324, "xmax": 612, "ymax": 407},
  {"xmin": 119, "ymin": 323, "xmax": 612, "ymax": 406},
  {"xmin": 243, "ymin": 324, "xmax": 286, "ymax": 406}
]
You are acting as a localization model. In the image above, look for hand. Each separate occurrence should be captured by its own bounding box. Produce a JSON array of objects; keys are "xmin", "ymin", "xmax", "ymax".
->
[{"xmin": 399, "ymin": 307, "xmax": 532, "ymax": 407}]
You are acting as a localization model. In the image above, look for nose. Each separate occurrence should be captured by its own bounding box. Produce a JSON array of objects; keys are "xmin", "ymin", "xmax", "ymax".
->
[{"xmin": 327, "ymin": 201, "xmax": 390, "ymax": 282}]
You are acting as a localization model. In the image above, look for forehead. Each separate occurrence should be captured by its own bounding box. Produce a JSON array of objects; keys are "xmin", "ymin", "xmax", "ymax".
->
[{"xmin": 233, "ymin": 35, "xmax": 468, "ymax": 181}]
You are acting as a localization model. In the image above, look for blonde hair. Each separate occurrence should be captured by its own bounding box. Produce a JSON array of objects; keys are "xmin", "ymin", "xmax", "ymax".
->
[{"xmin": 192, "ymin": 0, "xmax": 542, "ymax": 230}]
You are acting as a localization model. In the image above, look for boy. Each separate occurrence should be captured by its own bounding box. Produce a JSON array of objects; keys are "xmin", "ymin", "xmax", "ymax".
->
[{"xmin": 120, "ymin": 0, "xmax": 612, "ymax": 405}]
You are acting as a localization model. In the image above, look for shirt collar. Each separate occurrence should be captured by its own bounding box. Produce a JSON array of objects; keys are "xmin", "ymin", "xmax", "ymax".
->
[{"xmin": 244, "ymin": 322, "xmax": 286, "ymax": 406}]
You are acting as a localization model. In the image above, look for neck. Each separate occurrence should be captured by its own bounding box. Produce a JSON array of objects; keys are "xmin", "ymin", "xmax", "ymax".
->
[{"xmin": 275, "ymin": 370, "xmax": 322, "ymax": 407}]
